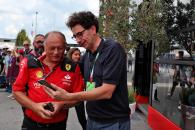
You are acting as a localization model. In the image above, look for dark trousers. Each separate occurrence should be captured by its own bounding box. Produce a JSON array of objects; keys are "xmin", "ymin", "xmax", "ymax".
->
[
  {"xmin": 154, "ymin": 89, "xmax": 158, "ymax": 100},
  {"xmin": 21, "ymin": 116, "xmax": 66, "ymax": 130},
  {"xmin": 87, "ymin": 118, "xmax": 130, "ymax": 130},
  {"xmin": 75, "ymin": 102, "xmax": 87, "ymax": 130}
]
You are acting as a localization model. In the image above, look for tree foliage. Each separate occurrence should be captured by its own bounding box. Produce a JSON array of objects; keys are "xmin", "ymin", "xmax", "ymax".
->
[
  {"xmin": 15, "ymin": 29, "xmax": 30, "ymax": 46},
  {"xmin": 99, "ymin": 0, "xmax": 195, "ymax": 56},
  {"xmin": 163, "ymin": 0, "xmax": 195, "ymax": 54},
  {"xmin": 130, "ymin": 0, "xmax": 170, "ymax": 56},
  {"xmin": 99, "ymin": 0, "xmax": 135, "ymax": 51}
]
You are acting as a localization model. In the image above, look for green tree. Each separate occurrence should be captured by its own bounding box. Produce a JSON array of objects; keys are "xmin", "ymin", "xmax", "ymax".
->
[
  {"xmin": 130, "ymin": 0, "xmax": 170, "ymax": 56},
  {"xmin": 99, "ymin": 0, "xmax": 134, "ymax": 51},
  {"xmin": 15, "ymin": 29, "xmax": 30, "ymax": 46},
  {"xmin": 161, "ymin": 0, "xmax": 175, "ymax": 45},
  {"xmin": 176, "ymin": 0, "xmax": 194, "ymax": 54},
  {"xmin": 163, "ymin": 0, "xmax": 195, "ymax": 54}
]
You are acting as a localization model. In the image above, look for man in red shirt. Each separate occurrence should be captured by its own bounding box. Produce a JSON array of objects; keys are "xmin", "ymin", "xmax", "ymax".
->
[{"xmin": 13, "ymin": 31, "xmax": 84, "ymax": 130}]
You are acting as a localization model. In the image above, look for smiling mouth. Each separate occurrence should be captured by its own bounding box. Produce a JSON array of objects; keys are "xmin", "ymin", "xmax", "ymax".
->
[{"xmin": 80, "ymin": 40, "xmax": 86, "ymax": 47}]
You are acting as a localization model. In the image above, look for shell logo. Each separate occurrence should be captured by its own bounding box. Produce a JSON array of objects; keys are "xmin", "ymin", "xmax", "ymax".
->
[{"xmin": 36, "ymin": 71, "xmax": 43, "ymax": 78}]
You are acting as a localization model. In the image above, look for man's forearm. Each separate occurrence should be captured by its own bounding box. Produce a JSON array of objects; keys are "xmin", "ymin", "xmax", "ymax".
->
[
  {"xmin": 68, "ymin": 84, "xmax": 116, "ymax": 101},
  {"xmin": 60, "ymin": 100, "xmax": 78, "ymax": 108},
  {"xmin": 13, "ymin": 91, "xmax": 36, "ymax": 111}
]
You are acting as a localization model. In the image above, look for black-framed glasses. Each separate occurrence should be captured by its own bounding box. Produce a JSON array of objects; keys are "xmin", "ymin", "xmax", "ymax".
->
[{"xmin": 72, "ymin": 29, "xmax": 86, "ymax": 40}]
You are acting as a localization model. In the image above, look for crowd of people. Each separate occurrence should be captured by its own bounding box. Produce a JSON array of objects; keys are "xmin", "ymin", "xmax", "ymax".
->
[
  {"xmin": 0, "ymin": 41, "xmax": 30, "ymax": 99},
  {"xmin": 0, "ymin": 11, "xmax": 132, "ymax": 130}
]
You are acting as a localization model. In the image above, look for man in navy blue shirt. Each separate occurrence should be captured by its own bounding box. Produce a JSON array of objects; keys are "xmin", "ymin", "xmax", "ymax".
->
[{"xmin": 44, "ymin": 11, "xmax": 130, "ymax": 130}]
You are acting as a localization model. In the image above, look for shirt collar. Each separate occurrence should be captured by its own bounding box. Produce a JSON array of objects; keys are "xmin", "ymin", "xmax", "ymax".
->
[
  {"xmin": 87, "ymin": 38, "xmax": 104, "ymax": 55},
  {"xmin": 38, "ymin": 54, "xmax": 46, "ymax": 62}
]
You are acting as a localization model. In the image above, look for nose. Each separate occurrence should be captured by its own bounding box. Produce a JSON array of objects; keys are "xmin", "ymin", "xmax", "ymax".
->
[
  {"xmin": 54, "ymin": 48, "xmax": 58, "ymax": 54},
  {"xmin": 76, "ymin": 55, "xmax": 80, "ymax": 59}
]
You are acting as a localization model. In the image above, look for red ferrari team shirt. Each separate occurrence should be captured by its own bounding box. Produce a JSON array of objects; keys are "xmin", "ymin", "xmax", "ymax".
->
[{"xmin": 13, "ymin": 56, "xmax": 84, "ymax": 123}]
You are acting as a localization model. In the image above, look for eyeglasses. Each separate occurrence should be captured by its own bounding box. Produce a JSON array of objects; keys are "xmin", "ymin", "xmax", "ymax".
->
[{"xmin": 72, "ymin": 29, "xmax": 86, "ymax": 41}]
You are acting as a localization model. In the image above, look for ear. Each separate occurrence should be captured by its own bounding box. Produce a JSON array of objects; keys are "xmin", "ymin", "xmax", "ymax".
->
[{"xmin": 91, "ymin": 25, "xmax": 97, "ymax": 34}]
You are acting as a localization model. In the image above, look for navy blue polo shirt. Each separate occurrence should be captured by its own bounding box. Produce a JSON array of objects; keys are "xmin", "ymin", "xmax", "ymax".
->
[{"xmin": 82, "ymin": 38, "xmax": 130, "ymax": 122}]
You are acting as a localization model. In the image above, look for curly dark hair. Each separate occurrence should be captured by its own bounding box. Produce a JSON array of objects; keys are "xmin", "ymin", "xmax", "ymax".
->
[{"xmin": 66, "ymin": 11, "xmax": 99, "ymax": 33}]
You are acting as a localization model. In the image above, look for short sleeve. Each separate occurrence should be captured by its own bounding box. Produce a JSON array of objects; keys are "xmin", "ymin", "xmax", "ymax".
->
[
  {"xmin": 102, "ymin": 43, "xmax": 126, "ymax": 85},
  {"xmin": 13, "ymin": 58, "xmax": 29, "ymax": 92}
]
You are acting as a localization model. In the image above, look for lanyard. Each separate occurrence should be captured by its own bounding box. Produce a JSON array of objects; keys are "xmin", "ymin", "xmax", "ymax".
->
[
  {"xmin": 88, "ymin": 52, "xmax": 99, "ymax": 82},
  {"xmin": 33, "ymin": 57, "xmax": 57, "ymax": 80}
]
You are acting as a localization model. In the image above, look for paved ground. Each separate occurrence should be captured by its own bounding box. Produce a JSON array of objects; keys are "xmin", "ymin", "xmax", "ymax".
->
[{"xmin": 0, "ymin": 89, "xmax": 151, "ymax": 130}]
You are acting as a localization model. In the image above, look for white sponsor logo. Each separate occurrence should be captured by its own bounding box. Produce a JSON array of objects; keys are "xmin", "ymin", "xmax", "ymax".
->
[
  {"xmin": 64, "ymin": 74, "xmax": 71, "ymax": 80},
  {"xmin": 33, "ymin": 82, "xmax": 42, "ymax": 88}
]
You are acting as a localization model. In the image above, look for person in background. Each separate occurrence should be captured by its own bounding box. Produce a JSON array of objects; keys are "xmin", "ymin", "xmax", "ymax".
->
[
  {"xmin": 67, "ymin": 48, "xmax": 81, "ymax": 63},
  {"xmin": 19, "ymin": 34, "xmax": 45, "ymax": 63},
  {"xmin": 23, "ymin": 40, "xmax": 32, "ymax": 56},
  {"xmin": 67, "ymin": 48, "xmax": 87, "ymax": 130},
  {"xmin": 168, "ymin": 51, "xmax": 187, "ymax": 98},
  {"xmin": 0, "ymin": 49, "xmax": 7, "ymax": 89},
  {"xmin": 7, "ymin": 49, "xmax": 20, "ymax": 99},
  {"xmin": 0, "ymin": 49, "xmax": 5, "ymax": 74},
  {"xmin": 1, "ymin": 49, "xmax": 11, "ymax": 93},
  {"xmin": 44, "ymin": 11, "xmax": 130, "ymax": 130},
  {"xmin": 30, "ymin": 34, "xmax": 45, "ymax": 58},
  {"xmin": 13, "ymin": 31, "xmax": 84, "ymax": 130},
  {"xmin": 153, "ymin": 63, "xmax": 160, "ymax": 102},
  {"xmin": 1, "ymin": 49, "xmax": 11, "ymax": 76},
  {"xmin": 127, "ymin": 53, "xmax": 133, "ymax": 72}
]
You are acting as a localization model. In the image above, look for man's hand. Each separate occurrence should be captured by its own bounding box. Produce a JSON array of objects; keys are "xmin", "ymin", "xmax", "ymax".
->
[
  {"xmin": 51, "ymin": 101, "xmax": 65, "ymax": 114},
  {"xmin": 44, "ymin": 83, "xmax": 70, "ymax": 101},
  {"xmin": 31, "ymin": 102, "xmax": 54, "ymax": 119}
]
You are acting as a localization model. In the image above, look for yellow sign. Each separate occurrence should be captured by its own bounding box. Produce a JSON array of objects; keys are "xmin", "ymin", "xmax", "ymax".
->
[
  {"xmin": 36, "ymin": 71, "xmax": 43, "ymax": 78},
  {"xmin": 65, "ymin": 64, "xmax": 71, "ymax": 71}
]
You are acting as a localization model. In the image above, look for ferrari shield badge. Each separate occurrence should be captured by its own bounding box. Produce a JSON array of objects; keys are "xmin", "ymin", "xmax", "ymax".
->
[{"xmin": 65, "ymin": 64, "xmax": 71, "ymax": 71}]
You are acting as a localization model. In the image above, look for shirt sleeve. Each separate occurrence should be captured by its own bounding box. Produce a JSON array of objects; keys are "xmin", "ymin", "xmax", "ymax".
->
[
  {"xmin": 13, "ymin": 57, "xmax": 29, "ymax": 92},
  {"xmin": 72, "ymin": 64, "xmax": 84, "ymax": 92},
  {"xmin": 102, "ymin": 43, "xmax": 126, "ymax": 85}
]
